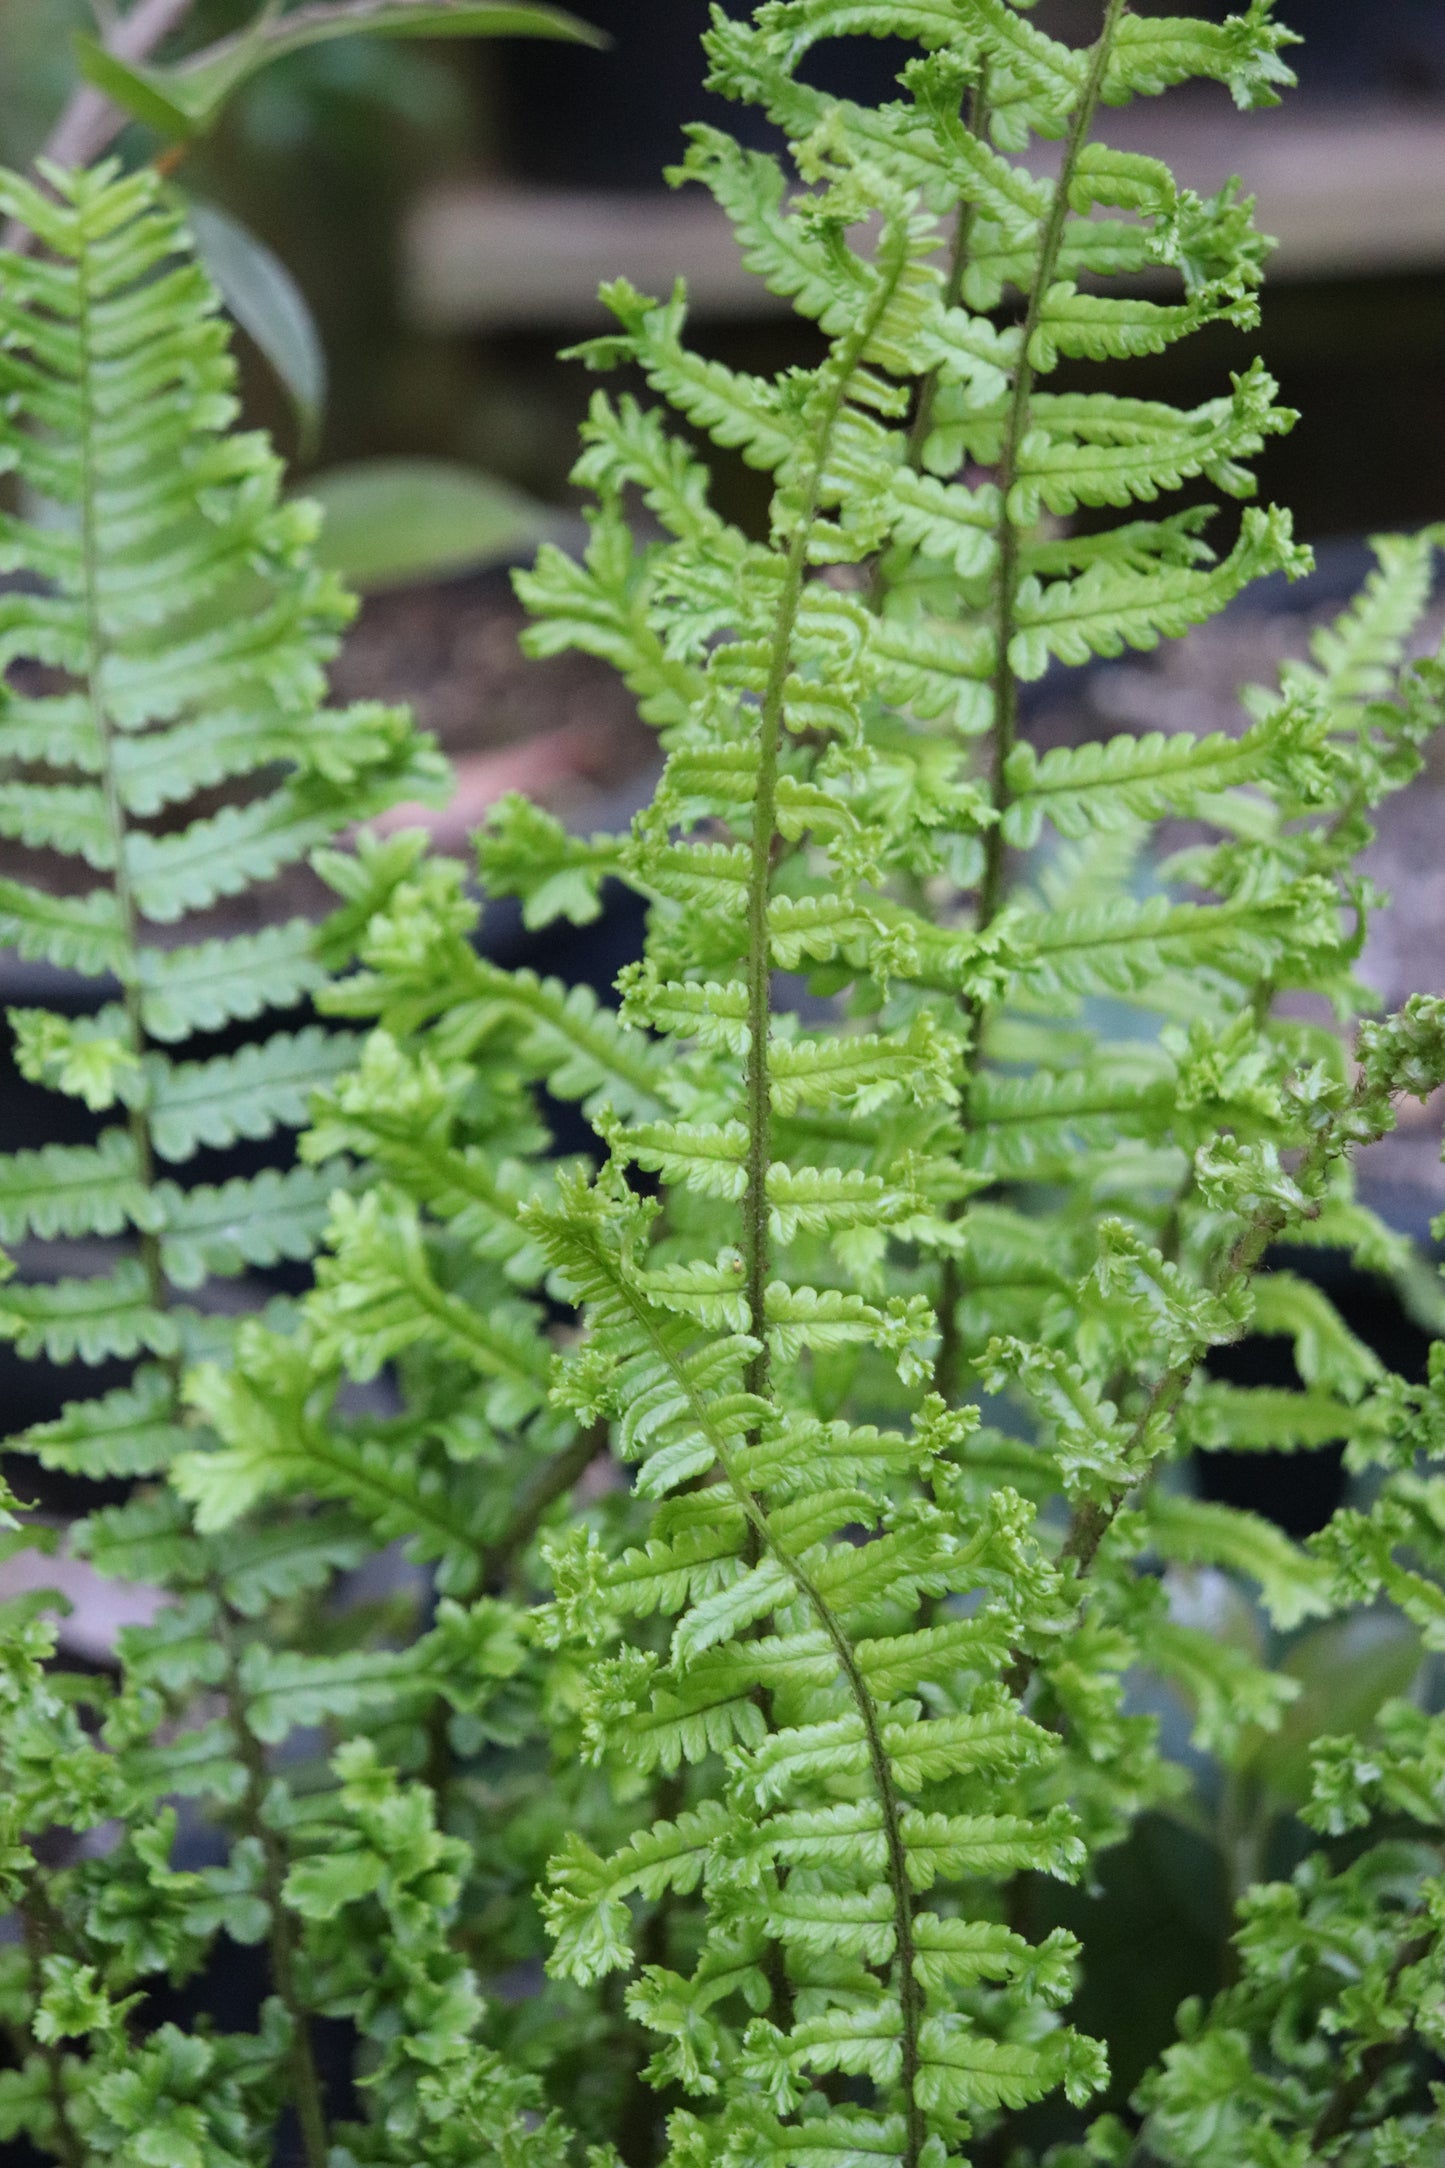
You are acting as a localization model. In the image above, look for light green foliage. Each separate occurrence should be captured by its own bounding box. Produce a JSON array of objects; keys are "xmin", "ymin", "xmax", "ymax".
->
[
  {"xmin": 0, "ymin": 160, "xmax": 527, "ymax": 2168},
  {"xmin": 7, "ymin": 7, "xmax": 1445, "ymax": 2168},
  {"xmin": 0, "ymin": 156, "xmax": 447, "ymax": 1406},
  {"xmin": 0, "ymin": 156, "xmax": 446, "ymax": 1367}
]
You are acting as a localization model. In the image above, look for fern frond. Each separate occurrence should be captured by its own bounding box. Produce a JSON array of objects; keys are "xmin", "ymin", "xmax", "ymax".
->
[
  {"xmin": 1010, "ymin": 506, "xmax": 1308, "ymax": 676},
  {"xmin": 155, "ymin": 1162, "xmax": 346, "ymax": 1289},
  {"xmin": 1002, "ymin": 724, "xmax": 1269, "ymax": 846},
  {"xmin": 0, "ymin": 161, "xmax": 457, "ymax": 2165},
  {"xmin": 180, "ymin": 1326, "xmax": 507, "ymax": 1595},
  {"xmin": 1147, "ymin": 1493, "xmax": 1332, "ymax": 1629},
  {"xmin": 1029, "ymin": 283, "xmax": 1248, "ymax": 374},
  {"xmin": 1104, "ymin": 5, "xmax": 1299, "ymax": 108},
  {"xmin": 1284, "ymin": 527, "xmax": 1443, "ymax": 706},
  {"xmin": 1000, "ymin": 362, "xmax": 1292, "ymax": 521},
  {"xmin": 0, "ymin": 879, "xmax": 126, "ymax": 975},
  {"xmin": 0, "ymin": 11, "xmax": 1426, "ymax": 2168},
  {"xmin": 1010, "ymin": 881, "xmax": 1340, "ymax": 1003},
  {"xmin": 437, "ymin": 13, "xmax": 1444, "ymax": 2156},
  {"xmin": 0, "ymin": 782, "xmax": 114, "ymax": 866}
]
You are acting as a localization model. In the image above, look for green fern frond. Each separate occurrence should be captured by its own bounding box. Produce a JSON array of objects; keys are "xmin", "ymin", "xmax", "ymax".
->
[
  {"xmin": 1, "ymin": 9, "xmax": 1430, "ymax": 2168},
  {"xmin": 17, "ymin": 1366, "xmax": 186, "ymax": 1478},
  {"xmin": 0, "ymin": 1260, "xmax": 178, "ymax": 1366},
  {"xmin": 0, "ymin": 1131, "xmax": 158, "ymax": 1243},
  {"xmin": 0, "ymin": 152, "xmax": 473, "ymax": 2168},
  {"xmin": 412, "ymin": 9, "xmax": 1445, "ymax": 2158}
]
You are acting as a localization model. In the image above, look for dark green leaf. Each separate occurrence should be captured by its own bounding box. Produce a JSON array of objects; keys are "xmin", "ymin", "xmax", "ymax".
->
[
  {"xmin": 75, "ymin": 3, "xmax": 606, "ymax": 141},
  {"xmin": 185, "ymin": 201, "xmax": 327, "ymax": 456}
]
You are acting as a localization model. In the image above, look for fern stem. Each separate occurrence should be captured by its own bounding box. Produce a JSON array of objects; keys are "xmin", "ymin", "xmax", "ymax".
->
[
  {"xmin": 811, "ymin": 1595, "xmax": 927, "ymax": 2163},
  {"xmin": 903, "ymin": 67, "xmax": 991, "ymax": 477},
  {"xmin": 984, "ymin": 0, "xmax": 1128, "ymax": 926},
  {"xmin": 742, "ymin": 280, "xmax": 905, "ymax": 1400},
  {"xmin": 742, "ymin": 498, "xmax": 823, "ymax": 1404},
  {"xmin": 932, "ymin": 1256, "xmax": 966, "ymax": 1406},
  {"xmin": 215, "ymin": 1599, "xmax": 331, "ymax": 2168},
  {"xmin": 613, "ymin": 1271, "xmax": 927, "ymax": 2162},
  {"xmin": 984, "ymin": 0, "xmax": 1128, "ymax": 924},
  {"xmin": 730, "ymin": 258, "xmax": 929, "ymax": 2155},
  {"xmin": 730, "ymin": 226, "xmax": 932, "ymax": 2137},
  {"xmin": 867, "ymin": 65, "xmax": 991, "ymax": 620},
  {"xmin": 935, "ymin": 0, "xmax": 1130, "ymax": 1407}
]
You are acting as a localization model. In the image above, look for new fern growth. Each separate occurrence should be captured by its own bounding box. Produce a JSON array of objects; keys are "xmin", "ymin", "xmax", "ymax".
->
[{"xmin": 9, "ymin": 8, "xmax": 1445, "ymax": 2168}]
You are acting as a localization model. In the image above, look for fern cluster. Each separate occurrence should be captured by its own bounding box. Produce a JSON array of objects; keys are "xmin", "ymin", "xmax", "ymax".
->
[{"xmin": 7, "ymin": 6, "xmax": 1445, "ymax": 2167}]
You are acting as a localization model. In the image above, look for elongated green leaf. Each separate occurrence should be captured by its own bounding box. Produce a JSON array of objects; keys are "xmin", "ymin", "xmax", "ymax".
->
[
  {"xmin": 70, "ymin": 37, "xmax": 195, "ymax": 135},
  {"xmin": 74, "ymin": 3, "xmax": 605, "ymax": 140},
  {"xmin": 17, "ymin": 1369, "xmax": 185, "ymax": 1479},
  {"xmin": 138, "ymin": 921, "xmax": 325, "ymax": 1043},
  {"xmin": 185, "ymin": 201, "xmax": 326, "ymax": 454},
  {"xmin": 0, "ymin": 1131, "xmax": 159, "ymax": 1245},
  {"xmin": 157, "ymin": 1162, "xmax": 349, "ymax": 1289},
  {"xmin": 306, "ymin": 460, "xmax": 556, "ymax": 591},
  {"xmin": 148, "ymin": 1029, "xmax": 362, "ymax": 1163},
  {"xmin": 0, "ymin": 1262, "xmax": 178, "ymax": 1366}
]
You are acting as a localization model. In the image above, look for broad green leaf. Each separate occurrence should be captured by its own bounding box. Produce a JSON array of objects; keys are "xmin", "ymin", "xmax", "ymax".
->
[
  {"xmin": 1244, "ymin": 1613, "xmax": 1423, "ymax": 1802},
  {"xmin": 305, "ymin": 460, "xmax": 556, "ymax": 591}
]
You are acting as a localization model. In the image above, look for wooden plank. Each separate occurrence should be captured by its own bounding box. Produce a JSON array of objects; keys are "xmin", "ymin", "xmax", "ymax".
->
[
  {"xmin": 1101, "ymin": 103, "xmax": 1445, "ymax": 282},
  {"xmin": 404, "ymin": 183, "xmax": 770, "ymax": 331},
  {"xmin": 403, "ymin": 102, "xmax": 1445, "ymax": 331}
]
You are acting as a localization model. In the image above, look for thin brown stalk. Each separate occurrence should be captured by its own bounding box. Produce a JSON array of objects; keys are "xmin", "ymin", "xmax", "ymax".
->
[{"xmin": 6, "ymin": 0, "xmax": 199, "ymax": 251}]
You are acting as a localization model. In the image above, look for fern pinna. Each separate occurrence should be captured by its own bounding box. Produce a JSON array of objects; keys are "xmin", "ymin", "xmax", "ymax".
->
[{"xmin": 166, "ymin": 6, "xmax": 1445, "ymax": 2168}]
